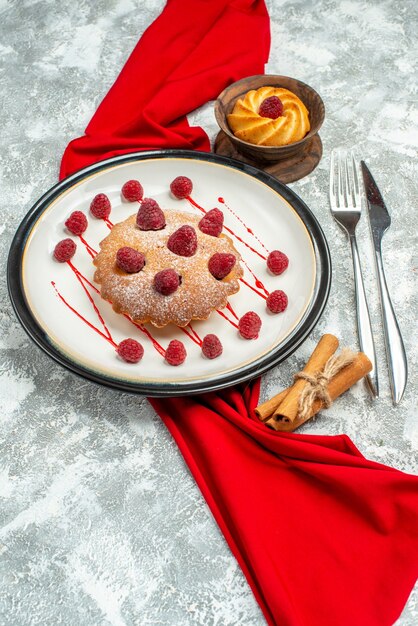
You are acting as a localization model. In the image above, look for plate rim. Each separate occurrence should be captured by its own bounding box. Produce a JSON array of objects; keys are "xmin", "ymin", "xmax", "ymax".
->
[{"xmin": 7, "ymin": 149, "xmax": 332, "ymax": 397}]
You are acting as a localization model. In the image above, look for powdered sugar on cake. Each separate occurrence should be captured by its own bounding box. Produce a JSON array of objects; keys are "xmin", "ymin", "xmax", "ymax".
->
[{"xmin": 93, "ymin": 210, "xmax": 243, "ymax": 327}]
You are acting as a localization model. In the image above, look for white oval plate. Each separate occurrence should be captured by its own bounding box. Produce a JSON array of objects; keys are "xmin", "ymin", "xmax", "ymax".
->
[{"xmin": 8, "ymin": 151, "xmax": 331, "ymax": 396}]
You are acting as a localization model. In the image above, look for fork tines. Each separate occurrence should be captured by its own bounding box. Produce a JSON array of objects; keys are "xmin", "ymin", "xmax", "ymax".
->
[{"xmin": 329, "ymin": 150, "xmax": 361, "ymax": 211}]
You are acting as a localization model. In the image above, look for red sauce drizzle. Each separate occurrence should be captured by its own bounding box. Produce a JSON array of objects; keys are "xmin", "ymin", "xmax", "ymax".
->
[
  {"xmin": 226, "ymin": 302, "xmax": 239, "ymax": 320},
  {"xmin": 242, "ymin": 261, "xmax": 269, "ymax": 296},
  {"xmin": 105, "ymin": 218, "xmax": 114, "ymax": 230},
  {"xmin": 240, "ymin": 278, "xmax": 268, "ymax": 300},
  {"xmin": 187, "ymin": 196, "xmax": 206, "ymax": 214},
  {"xmin": 51, "ymin": 281, "xmax": 117, "ymax": 348},
  {"xmin": 224, "ymin": 225, "xmax": 266, "ymax": 260},
  {"xmin": 127, "ymin": 319, "xmax": 166, "ymax": 356},
  {"xmin": 67, "ymin": 262, "xmax": 115, "ymax": 341},
  {"xmin": 218, "ymin": 197, "xmax": 268, "ymax": 253},
  {"xmin": 188, "ymin": 194, "xmax": 270, "ymax": 299},
  {"xmin": 79, "ymin": 236, "xmax": 98, "ymax": 259},
  {"xmin": 68, "ymin": 261, "xmax": 99, "ymax": 292},
  {"xmin": 65, "ymin": 262, "xmax": 166, "ymax": 356},
  {"xmin": 217, "ymin": 309, "xmax": 239, "ymax": 329},
  {"xmin": 181, "ymin": 323, "xmax": 202, "ymax": 346},
  {"xmin": 187, "ymin": 196, "xmax": 266, "ymax": 260}
]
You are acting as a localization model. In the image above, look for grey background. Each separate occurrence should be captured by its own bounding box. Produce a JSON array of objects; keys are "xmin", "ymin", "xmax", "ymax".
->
[{"xmin": 1, "ymin": 0, "xmax": 417, "ymax": 624}]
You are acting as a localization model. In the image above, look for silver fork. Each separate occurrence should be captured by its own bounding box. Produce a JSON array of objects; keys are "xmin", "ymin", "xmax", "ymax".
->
[{"xmin": 329, "ymin": 150, "xmax": 378, "ymax": 397}]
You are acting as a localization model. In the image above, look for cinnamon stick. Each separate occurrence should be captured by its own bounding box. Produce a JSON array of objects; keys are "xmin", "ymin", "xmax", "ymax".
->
[
  {"xmin": 271, "ymin": 334, "xmax": 339, "ymax": 424},
  {"xmin": 266, "ymin": 351, "xmax": 372, "ymax": 432},
  {"xmin": 254, "ymin": 388, "xmax": 290, "ymax": 421}
]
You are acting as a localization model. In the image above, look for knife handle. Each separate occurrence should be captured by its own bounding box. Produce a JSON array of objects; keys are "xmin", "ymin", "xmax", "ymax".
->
[
  {"xmin": 374, "ymin": 248, "xmax": 408, "ymax": 405},
  {"xmin": 349, "ymin": 235, "xmax": 379, "ymax": 397}
]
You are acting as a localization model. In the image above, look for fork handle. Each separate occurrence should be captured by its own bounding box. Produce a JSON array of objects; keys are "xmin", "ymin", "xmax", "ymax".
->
[
  {"xmin": 349, "ymin": 235, "xmax": 379, "ymax": 397},
  {"xmin": 374, "ymin": 247, "xmax": 408, "ymax": 405}
]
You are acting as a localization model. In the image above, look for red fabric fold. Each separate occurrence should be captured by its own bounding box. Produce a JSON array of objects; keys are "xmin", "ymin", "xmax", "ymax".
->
[
  {"xmin": 151, "ymin": 384, "xmax": 418, "ymax": 626},
  {"xmin": 60, "ymin": 0, "xmax": 270, "ymax": 178},
  {"xmin": 60, "ymin": 2, "xmax": 418, "ymax": 625}
]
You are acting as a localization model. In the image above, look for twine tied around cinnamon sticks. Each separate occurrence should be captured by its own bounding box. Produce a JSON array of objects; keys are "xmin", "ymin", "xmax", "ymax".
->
[
  {"xmin": 295, "ymin": 348, "xmax": 356, "ymax": 421},
  {"xmin": 255, "ymin": 334, "xmax": 372, "ymax": 432}
]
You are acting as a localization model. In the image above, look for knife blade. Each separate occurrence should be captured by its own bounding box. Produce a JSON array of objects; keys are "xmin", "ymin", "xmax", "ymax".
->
[{"xmin": 361, "ymin": 161, "xmax": 408, "ymax": 405}]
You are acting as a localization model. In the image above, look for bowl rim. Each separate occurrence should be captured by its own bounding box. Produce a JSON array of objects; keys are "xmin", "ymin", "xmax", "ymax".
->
[{"xmin": 214, "ymin": 74, "xmax": 325, "ymax": 151}]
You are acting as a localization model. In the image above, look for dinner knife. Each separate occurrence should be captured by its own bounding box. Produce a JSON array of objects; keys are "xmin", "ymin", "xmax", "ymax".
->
[{"xmin": 361, "ymin": 161, "xmax": 408, "ymax": 405}]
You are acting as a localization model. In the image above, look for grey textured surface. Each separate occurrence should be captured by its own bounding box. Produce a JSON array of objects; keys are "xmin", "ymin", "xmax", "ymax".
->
[{"xmin": 1, "ymin": 0, "xmax": 417, "ymax": 625}]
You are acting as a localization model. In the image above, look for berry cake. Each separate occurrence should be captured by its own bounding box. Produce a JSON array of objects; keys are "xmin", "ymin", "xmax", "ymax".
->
[{"xmin": 93, "ymin": 205, "xmax": 243, "ymax": 328}]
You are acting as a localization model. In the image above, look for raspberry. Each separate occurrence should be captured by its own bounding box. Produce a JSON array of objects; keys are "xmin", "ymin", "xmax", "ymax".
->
[
  {"xmin": 116, "ymin": 247, "xmax": 145, "ymax": 274},
  {"xmin": 167, "ymin": 225, "xmax": 197, "ymax": 257},
  {"xmin": 266, "ymin": 290, "xmax": 288, "ymax": 314},
  {"xmin": 259, "ymin": 96, "xmax": 284, "ymax": 119},
  {"xmin": 202, "ymin": 334, "xmax": 223, "ymax": 359},
  {"xmin": 267, "ymin": 250, "xmax": 289, "ymax": 275},
  {"xmin": 208, "ymin": 253, "xmax": 236, "ymax": 279},
  {"xmin": 53, "ymin": 238, "xmax": 76, "ymax": 262},
  {"xmin": 170, "ymin": 176, "xmax": 193, "ymax": 199},
  {"xmin": 122, "ymin": 179, "xmax": 144, "ymax": 202},
  {"xmin": 117, "ymin": 338, "xmax": 144, "ymax": 363},
  {"xmin": 238, "ymin": 311, "xmax": 262, "ymax": 339},
  {"xmin": 65, "ymin": 211, "xmax": 88, "ymax": 236},
  {"xmin": 154, "ymin": 269, "xmax": 180, "ymax": 295},
  {"xmin": 136, "ymin": 198, "xmax": 166, "ymax": 230},
  {"xmin": 165, "ymin": 339, "xmax": 187, "ymax": 366},
  {"xmin": 90, "ymin": 193, "xmax": 111, "ymax": 219},
  {"xmin": 199, "ymin": 208, "xmax": 224, "ymax": 237}
]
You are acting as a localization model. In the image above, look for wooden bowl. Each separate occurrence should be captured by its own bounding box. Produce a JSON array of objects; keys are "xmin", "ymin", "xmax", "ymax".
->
[{"xmin": 214, "ymin": 75, "xmax": 325, "ymax": 163}]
